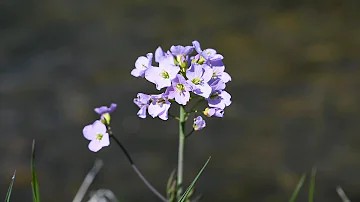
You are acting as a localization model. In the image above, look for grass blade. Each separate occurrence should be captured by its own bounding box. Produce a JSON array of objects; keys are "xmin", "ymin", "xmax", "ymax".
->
[
  {"xmin": 31, "ymin": 140, "xmax": 40, "ymax": 202},
  {"xmin": 308, "ymin": 167, "xmax": 317, "ymax": 202},
  {"xmin": 178, "ymin": 156, "xmax": 211, "ymax": 202},
  {"xmin": 289, "ymin": 173, "xmax": 307, "ymax": 202},
  {"xmin": 4, "ymin": 170, "xmax": 16, "ymax": 202}
]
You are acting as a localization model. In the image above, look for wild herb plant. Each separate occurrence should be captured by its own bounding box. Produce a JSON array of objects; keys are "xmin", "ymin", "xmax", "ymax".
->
[{"xmin": 82, "ymin": 40, "xmax": 232, "ymax": 201}]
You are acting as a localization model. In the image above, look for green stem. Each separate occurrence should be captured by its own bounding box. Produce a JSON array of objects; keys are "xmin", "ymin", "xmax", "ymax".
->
[{"xmin": 177, "ymin": 105, "xmax": 186, "ymax": 200}]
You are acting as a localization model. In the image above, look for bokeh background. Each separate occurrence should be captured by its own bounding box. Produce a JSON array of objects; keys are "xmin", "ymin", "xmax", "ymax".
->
[{"xmin": 1, "ymin": 0, "xmax": 360, "ymax": 201}]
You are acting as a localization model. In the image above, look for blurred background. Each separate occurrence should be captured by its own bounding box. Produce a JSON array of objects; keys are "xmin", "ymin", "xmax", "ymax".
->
[{"xmin": 1, "ymin": 0, "xmax": 360, "ymax": 201}]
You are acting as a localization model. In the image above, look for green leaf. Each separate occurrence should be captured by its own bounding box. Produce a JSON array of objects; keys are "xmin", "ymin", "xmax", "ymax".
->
[
  {"xmin": 31, "ymin": 140, "xmax": 40, "ymax": 202},
  {"xmin": 4, "ymin": 170, "xmax": 16, "ymax": 202},
  {"xmin": 308, "ymin": 167, "xmax": 317, "ymax": 202},
  {"xmin": 178, "ymin": 156, "xmax": 211, "ymax": 202},
  {"xmin": 289, "ymin": 173, "xmax": 307, "ymax": 202}
]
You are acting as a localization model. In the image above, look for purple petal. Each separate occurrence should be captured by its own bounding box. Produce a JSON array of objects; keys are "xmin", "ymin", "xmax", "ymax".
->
[
  {"xmin": 192, "ymin": 40, "xmax": 202, "ymax": 53},
  {"xmin": 182, "ymin": 46, "xmax": 194, "ymax": 55},
  {"xmin": 203, "ymin": 49, "xmax": 217, "ymax": 58},
  {"xmin": 210, "ymin": 60, "xmax": 224, "ymax": 67},
  {"xmin": 220, "ymin": 72, "xmax": 232, "ymax": 83},
  {"xmin": 212, "ymin": 65, "xmax": 225, "ymax": 73},
  {"xmin": 137, "ymin": 106, "xmax": 147, "ymax": 118},
  {"xmin": 202, "ymin": 65, "xmax": 213, "ymax": 82},
  {"xmin": 155, "ymin": 46, "xmax": 165, "ymax": 62},
  {"xmin": 148, "ymin": 103, "xmax": 164, "ymax": 118},
  {"xmin": 175, "ymin": 91, "xmax": 190, "ymax": 105},
  {"xmin": 94, "ymin": 106, "xmax": 108, "ymax": 115},
  {"xmin": 207, "ymin": 94, "xmax": 224, "ymax": 109},
  {"xmin": 209, "ymin": 79, "xmax": 226, "ymax": 91},
  {"xmin": 131, "ymin": 68, "xmax": 143, "ymax": 77},
  {"xmin": 100, "ymin": 133, "xmax": 110, "ymax": 147},
  {"xmin": 92, "ymin": 120, "xmax": 107, "ymax": 134},
  {"xmin": 170, "ymin": 45, "xmax": 184, "ymax": 56},
  {"xmin": 220, "ymin": 91, "xmax": 232, "ymax": 107},
  {"xmin": 108, "ymin": 103, "xmax": 117, "ymax": 113},
  {"xmin": 145, "ymin": 66, "xmax": 162, "ymax": 83},
  {"xmin": 158, "ymin": 106, "xmax": 170, "ymax": 120},
  {"xmin": 83, "ymin": 124, "xmax": 95, "ymax": 140},
  {"xmin": 196, "ymin": 83, "xmax": 212, "ymax": 98}
]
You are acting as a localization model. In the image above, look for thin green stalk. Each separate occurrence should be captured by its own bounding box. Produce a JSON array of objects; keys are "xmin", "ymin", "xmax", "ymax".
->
[
  {"xmin": 289, "ymin": 173, "xmax": 306, "ymax": 202},
  {"xmin": 107, "ymin": 126, "xmax": 168, "ymax": 202},
  {"xmin": 177, "ymin": 105, "xmax": 186, "ymax": 200},
  {"xmin": 308, "ymin": 167, "xmax": 317, "ymax": 202}
]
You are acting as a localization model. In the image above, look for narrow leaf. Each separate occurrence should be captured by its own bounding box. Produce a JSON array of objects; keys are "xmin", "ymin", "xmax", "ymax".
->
[
  {"xmin": 31, "ymin": 140, "xmax": 40, "ymax": 202},
  {"xmin": 178, "ymin": 157, "xmax": 211, "ymax": 202},
  {"xmin": 289, "ymin": 173, "xmax": 307, "ymax": 202},
  {"xmin": 308, "ymin": 167, "xmax": 317, "ymax": 202},
  {"xmin": 4, "ymin": 170, "xmax": 16, "ymax": 202}
]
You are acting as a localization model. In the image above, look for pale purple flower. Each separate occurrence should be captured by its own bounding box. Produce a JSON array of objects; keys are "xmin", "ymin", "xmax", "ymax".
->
[
  {"xmin": 207, "ymin": 90, "xmax": 232, "ymax": 109},
  {"xmin": 83, "ymin": 120, "xmax": 110, "ymax": 152},
  {"xmin": 94, "ymin": 103, "xmax": 117, "ymax": 123},
  {"xmin": 170, "ymin": 45, "xmax": 194, "ymax": 57},
  {"xmin": 154, "ymin": 46, "xmax": 172, "ymax": 63},
  {"xmin": 170, "ymin": 45, "xmax": 194, "ymax": 66},
  {"xmin": 145, "ymin": 56, "xmax": 180, "ymax": 90},
  {"xmin": 193, "ymin": 116, "xmax": 206, "ymax": 131},
  {"xmin": 186, "ymin": 64, "xmax": 213, "ymax": 98},
  {"xmin": 204, "ymin": 107, "xmax": 224, "ymax": 118},
  {"xmin": 134, "ymin": 93, "xmax": 151, "ymax": 118},
  {"xmin": 165, "ymin": 74, "xmax": 191, "ymax": 105},
  {"xmin": 148, "ymin": 94, "xmax": 171, "ymax": 120},
  {"xmin": 212, "ymin": 66, "xmax": 231, "ymax": 83},
  {"xmin": 131, "ymin": 53, "xmax": 153, "ymax": 77},
  {"xmin": 192, "ymin": 40, "xmax": 224, "ymax": 66}
]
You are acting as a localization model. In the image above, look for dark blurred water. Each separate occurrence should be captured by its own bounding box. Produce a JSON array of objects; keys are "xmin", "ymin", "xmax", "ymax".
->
[{"xmin": 1, "ymin": 0, "xmax": 360, "ymax": 201}]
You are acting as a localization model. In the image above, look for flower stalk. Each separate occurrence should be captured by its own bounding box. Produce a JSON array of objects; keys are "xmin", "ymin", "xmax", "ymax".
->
[{"xmin": 177, "ymin": 105, "xmax": 186, "ymax": 200}]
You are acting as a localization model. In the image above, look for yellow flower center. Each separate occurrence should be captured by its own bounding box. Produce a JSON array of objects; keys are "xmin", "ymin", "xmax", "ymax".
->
[{"xmin": 96, "ymin": 134, "xmax": 103, "ymax": 140}]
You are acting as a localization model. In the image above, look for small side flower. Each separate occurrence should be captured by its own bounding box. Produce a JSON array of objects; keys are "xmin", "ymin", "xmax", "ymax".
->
[
  {"xmin": 134, "ymin": 93, "xmax": 151, "ymax": 118},
  {"xmin": 193, "ymin": 116, "xmax": 206, "ymax": 131},
  {"xmin": 83, "ymin": 120, "xmax": 110, "ymax": 152},
  {"xmin": 94, "ymin": 103, "xmax": 117, "ymax": 124}
]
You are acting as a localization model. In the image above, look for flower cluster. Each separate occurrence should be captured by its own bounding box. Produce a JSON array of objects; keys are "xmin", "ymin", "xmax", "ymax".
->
[
  {"xmin": 131, "ymin": 41, "xmax": 232, "ymax": 129},
  {"xmin": 82, "ymin": 104, "xmax": 117, "ymax": 152}
]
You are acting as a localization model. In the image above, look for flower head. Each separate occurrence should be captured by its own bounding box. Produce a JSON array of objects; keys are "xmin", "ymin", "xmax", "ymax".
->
[
  {"xmin": 83, "ymin": 120, "xmax": 110, "ymax": 152},
  {"xmin": 193, "ymin": 116, "xmax": 206, "ymax": 131},
  {"xmin": 134, "ymin": 93, "xmax": 151, "ymax": 118},
  {"xmin": 145, "ymin": 56, "xmax": 180, "ymax": 90},
  {"xmin": 94, "ymin": 103, "xmax": 117, "ymax": 124},
  {"xmin": 148, "ymin": 94, "xmax": 171, "ymax": 120},
  {"xmin": 165, "ymin": 74, "xmax": 191, "ymax": 105},
  {"xmin": 204, "ymin": 107, "xmax": 224, "ymax": 118},
  {"xmin": 186, "ymin": 64, "xmax": 213, "ymax": 98},
  {"xmin": 131, "ymin": 53, "xmax": 153, "ymax": 77}
]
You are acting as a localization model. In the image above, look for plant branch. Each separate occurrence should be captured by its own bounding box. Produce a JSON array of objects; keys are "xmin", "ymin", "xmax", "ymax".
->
[{"xmin": 108, "ymin": 128, "xmax": 168, "ymax": 202}]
